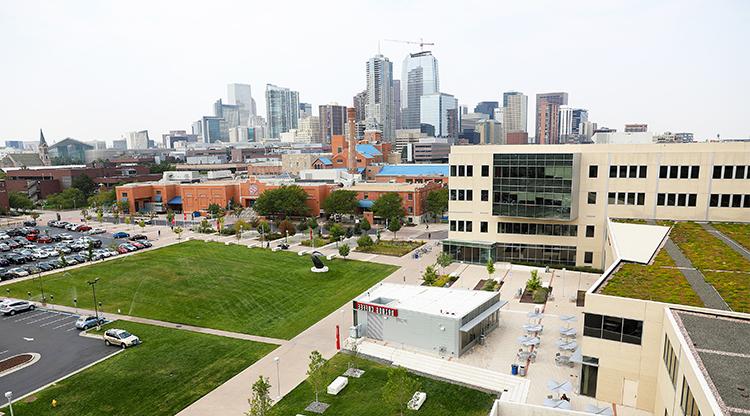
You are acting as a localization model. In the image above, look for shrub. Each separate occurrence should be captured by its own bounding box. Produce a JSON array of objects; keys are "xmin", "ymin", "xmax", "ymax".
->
[
  {"xmin": 526, "ymin": 269, "xmax": 541, "ymax": 291},
  {"xmin": 357, "ymin": 234, "xmax": 374, "ymax": 248},
  {"xmin": 482, "ymin": 280, "xmax": 497, "ymax": 291},
  {"xmin": 532, "ymin": 288, "xmax": 549, "ymax": 303}
]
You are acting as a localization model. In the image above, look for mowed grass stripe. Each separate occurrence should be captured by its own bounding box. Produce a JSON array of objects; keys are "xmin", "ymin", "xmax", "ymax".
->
[{"xmin": 4, "ymin": 241, "xmax": 398, "ymax": 339}]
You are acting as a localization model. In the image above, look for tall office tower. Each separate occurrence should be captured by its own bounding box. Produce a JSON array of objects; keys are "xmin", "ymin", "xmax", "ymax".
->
[
  {"xmin": 296, "ymin": 116, "xmax": 320, "ymax": 143},
  {"xmin": 265, "ymin": 84, "xmax": 299, "ymax": 139},
  {"xmin": 625, "ymin": 123, "xmax": 648, "ymax": 133},
  {"xmin": 194, "ymin": 116, "xmax": 223, "ymax": 143},
  {"xmin": 535, "ymin": 92, "xmax": 568, "ymax": 144},
  {"xmin": 214, "ymin": 99, "xmax": 241, "ymax": 141},
  {"xmin": 127, "ymin": 130, "xmax": 150, "ymax": 149},
  {"xmin": 502, "ymin": 92, "xmax": 528, "ymax": 133},
  {"xmin": 475, "ymin": 118, "xmax": 504, "ymax": 145},
  {"xmin": 420, "ymin": 92, "xmax": 458, "ymax": 138},
  {"xmin": 474, "ymin": 101, "xmax": 499, "ymax": 120},
  {"xmin": 392, "ymin": 79, "xmax": 402, "ymax": 131},
  {"xmin": 558, "ymin": 106, "xmax": 574, "ymax": 141},
  {"xmin": 352, "ymin": 90, "xmax": 367, "ymax": 139},
  {"xmin": 401, "ymin": 51, "xmax": 439, "ymax": 129},
  {"xmin": 365, "ymin": 54, "xmax": 395, "ymax": 140},
  {"xmin": 318, "ymin": 104, "xmax": 347, "ymax": 144},
  {"xmin": 571, "ymin": 109, "xmax": 589, "ymax": 136},
  {"xmin": 299, "ymin": 102, "xmax": 312, "ymax": 118},
  {"xmin": 248, "ymin": 115, "xmax": 267, "ymax": 140},
  {"xmin": 227, "ymin": 83, "xmax": 256, "ymax": 126}
]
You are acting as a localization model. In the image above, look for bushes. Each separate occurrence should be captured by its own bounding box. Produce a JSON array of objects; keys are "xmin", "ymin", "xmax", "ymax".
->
[
  {"xmin": 482, "ymin": 280, "xmax": 498, "ymax": 291},
  {"xmin": 357, "ymin": 234, "xmax": 374, "ymax": 248}
]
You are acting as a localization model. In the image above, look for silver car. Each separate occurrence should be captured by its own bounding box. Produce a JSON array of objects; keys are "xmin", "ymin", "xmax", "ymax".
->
[{"xmin": 0, "ymin": 300, "xmax": 35, "ymax": 316}]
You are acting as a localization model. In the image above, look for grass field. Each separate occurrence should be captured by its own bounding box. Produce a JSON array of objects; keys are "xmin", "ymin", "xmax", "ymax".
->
[
  {"xmin": 357, "ymin": 240, "xmax": 424, "ymax": 257},
  {"xmin": 268, "ymin": 354, "xmax": 496, "ymax": 416},
  {"xmin": 4, "ymin": 241, "xmax": 398, "ymax": 339},
  {"xmin": 670, "ymin": 222, "xmax": 750, "ymax": 272},
  {"xmin": 602, "ymin": 249, "xmax": 703, "ymax": 306},
  {"xmin": 712, "ymin": 223, "xmax": 750, "ymax": 252},
  {"xmin": 8, "ymin": 321, "xmax": 275, "ymax": 416}
]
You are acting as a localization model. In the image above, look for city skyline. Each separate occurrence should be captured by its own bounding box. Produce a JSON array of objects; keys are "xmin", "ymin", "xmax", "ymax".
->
[{"xmin": 1, "ymin": 0, "xmax": 748, "ymax": 143}]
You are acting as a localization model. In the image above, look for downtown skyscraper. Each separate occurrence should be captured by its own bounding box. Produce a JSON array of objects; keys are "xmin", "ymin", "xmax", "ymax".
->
[
  {"xmin": 535, "ymin": 92, "xmax": 568, "ymax": 144},
  {"xmin": 227, "ymin": 83, "xmax": 257, "ymax": 126},
  {"xmin": 401, "ymin": 51, "xmax": 439, "ymax": 130},
  {"xmin": 265, "ymin": 84, "xmax": 299, "ymax": 139},
  {"xmin": 365, "ymin": 54, "xmax": 395, "ymax": 140},
  {"xmin": 502, "ymin": 91, "xmax": 528, "ymax": 133}
]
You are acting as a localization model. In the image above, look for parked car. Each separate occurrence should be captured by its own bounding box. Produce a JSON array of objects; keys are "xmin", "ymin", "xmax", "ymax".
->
[
  {"xmin": 36, "ymin": 235, "xmax": 52, "ymax": 244},
  {"xmin": 23, "ymin": 220, "xmax": 37, "ymax": 226},
  {"xmin": 88, "ymin": 228, "xmax": 106, "ymax": 235},
  {"xmin": 25, "ymin": 234, "xmax": 38, "ymax": 242},
  {"xmin": 130, "ymin": 242, "xmax": 145, "ymax": 250},
  {"xmin": 47, "ymin": 220, "xmax": 58, "ymax": 227},
  {"xmin": 76, "ymin": 225, "xmax": 92, "ymax": 232},
  {"xmin": 140, "ymin": 241, "xmax": 152, "ymax": 248},
  {"xmin": 0, "ymin": 257, "xmax": 9, "ymax": 267},
  {"xmin": 116, "ymin": 246, "xmax": 129, "ymax": 254},
  {"xmin": 0, "ymin": 233, "xmax": 9, "ymax": 240},
  {"xmin": 37, "ymin": 262, "xmax": 54, "ymax": 272},
  {"xmin": 129, "ymin": 234, "xmax": 147, "ymax": 241},
  {"xmin": 112, "ymin": 232, "xmax": 130, "ymax": 239},
  {"xmin": 0, "ymin": 244, "xmax": 9, "ymax": 252},
  {"xmin": 7, "ymin": 267, "xmax": 30, "ymax": 278},
  {"xmin": 0, "ymin": 300, "xmax": 35, "ymax": 316},
  {"xmin": 59, "ymin": 233, "xmax": 73, "ymax": 240},
  {"xmin": 75, "ymin": 315, "xmax": 106, "ymax": 330},
  {"xmin": 103, "ymin": 329, "xmax": 141, "ymax": 349}
]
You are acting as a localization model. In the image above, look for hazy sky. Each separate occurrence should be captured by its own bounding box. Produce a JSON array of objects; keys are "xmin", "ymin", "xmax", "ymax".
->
[{"xmin": 1, "ymin": 0, "xmax": 748, "ymax": 143}]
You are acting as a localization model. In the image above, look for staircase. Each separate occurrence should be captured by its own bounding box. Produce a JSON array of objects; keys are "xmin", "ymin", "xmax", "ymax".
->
[{"xmin": 358, "ymin": 341, "xmax": 530, "ymax": 403}]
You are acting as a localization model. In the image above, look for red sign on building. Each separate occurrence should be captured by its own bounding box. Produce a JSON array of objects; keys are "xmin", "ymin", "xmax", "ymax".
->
[{"xmin": 352, "ymin": 301, "xmax": 398, "ymax": 317}]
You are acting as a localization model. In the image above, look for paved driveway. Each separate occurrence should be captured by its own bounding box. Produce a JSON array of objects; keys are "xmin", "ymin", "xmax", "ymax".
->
[{"xmin": 0, "ymin": 308, "xmax": 116, "ymax": 401}]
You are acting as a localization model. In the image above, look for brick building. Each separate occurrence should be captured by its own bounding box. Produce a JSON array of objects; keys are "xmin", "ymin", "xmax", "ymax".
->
[
  {"xmin": 372, "ymin": 164, "xmax": 449, "ymax": 185},
  {"xmin": 346, "ymin": 181, "xmax": 443, "ymax": 224}
]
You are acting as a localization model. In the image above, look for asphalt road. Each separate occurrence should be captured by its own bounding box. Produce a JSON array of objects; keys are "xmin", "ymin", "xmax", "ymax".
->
[{"xmin": 0, "ymin": 308, "xmax": 117, "ymax": 400}]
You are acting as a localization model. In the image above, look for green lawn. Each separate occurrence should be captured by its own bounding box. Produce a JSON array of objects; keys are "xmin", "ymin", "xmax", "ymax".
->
[
  {"xmin": 269, "ymin": 354, "xmax": 495, "ymax": 416},
  {"xmin": 712, "ymin": 223, "xmax": 750, "ymax": 252},
  {"xmin": 671, "ymin": 222, "xmax": 750, "ymax": 272},
  {"xmin": 357, "ymin": 240, "xmax": 424, "ymax": 257},
  {"xmin": 9, "ymin": 321, "xmax": 275, "ymax": 416},
  {"xmin": 602, "ymin": 249, "xmax": 704, "ymax": 306},
  {"xmin": 4, "ymin": 241, "xmax": 397, "ymax": 339}
]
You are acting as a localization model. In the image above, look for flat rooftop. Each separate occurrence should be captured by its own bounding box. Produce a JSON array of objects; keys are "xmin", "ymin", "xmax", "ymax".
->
[
  {"xmin": 672, "ymin": 309, "xmax": 750, "ymax": 416},
  {"xmin": 355, "ymin": 282, "xmax": 501, "ymax": 319},
  {"xmin": 346, "ymin": 182, "xmax": 425, "ymax": 192}
]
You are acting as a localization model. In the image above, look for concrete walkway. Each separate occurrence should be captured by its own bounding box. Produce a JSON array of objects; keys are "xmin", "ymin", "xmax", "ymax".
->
[
  {"xmin": 42, "ymin": 304, "xmax": 287, "ymax": 345},
  {"xmin": 663, "ymin": 238, "xmax": 731, "ymax": 310},
  {"xmin": 700, "ymin": 223, "xmax": 750, "ymax": 262}
]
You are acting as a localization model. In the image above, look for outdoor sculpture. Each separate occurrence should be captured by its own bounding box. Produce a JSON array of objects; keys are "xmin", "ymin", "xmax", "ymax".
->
[{"xmin": 310, "ymin": 251, "xmax": 329, "ymax": 273}]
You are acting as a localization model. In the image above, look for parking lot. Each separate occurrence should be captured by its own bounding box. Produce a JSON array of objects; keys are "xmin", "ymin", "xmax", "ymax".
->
[
  {"xmin": 0, "ymin": 307, "xmax": 117, "ymax": 400},
  {"xmin": 0, "ymin": 220, "xmax": 154, "ymax": 282}
]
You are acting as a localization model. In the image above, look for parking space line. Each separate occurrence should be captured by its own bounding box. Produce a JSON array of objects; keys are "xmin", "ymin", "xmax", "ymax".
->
[
  {"xmin": 39, "ymin": 316, "xmax": 73, "ymax": 327},
  {"xmin": 11, "ymin": 311, "xmax": 48, "ymax": 322},
  {"xmin": 26, "ymin": 314, "xmax": 59, "ymax": 324},
  {"xmin": 0, "ymin": 350, "xmax": 8, "ymax": 355},
  {"xmin": 53, "ymin": 321, "xmax": 76, "ymax": 329},
  {"xmin": 66, "ymin": 327, "xmax": 77, "ymax": 331}
]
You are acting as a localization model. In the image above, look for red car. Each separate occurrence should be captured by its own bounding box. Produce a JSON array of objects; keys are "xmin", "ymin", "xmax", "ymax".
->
[
  {"xmin": 117, "ymin": 246, "xmax": 129, "ymax": 254},
  {"xmin": 130, "ymin": 242, "xmax": 145, "ymax": 250},
  {"xmin": 37, "ymin": 235, "xmax": 52, "ymax": 244},
  {"xmin": 76, "ymin": 225, "xmax": 92, "ymax": 232},
  {"xmin": 25, "ymin": 234, "xmax": 38, "ymax": 242}
]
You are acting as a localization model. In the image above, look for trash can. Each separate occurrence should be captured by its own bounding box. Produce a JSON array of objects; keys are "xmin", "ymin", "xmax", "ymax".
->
[
  {"xmin": 511, "ymin": 364, "xmax": 518, "ymax": 375},
  {"xmin": 518, "ymin": 364, "xmax": 527, "ymax": 377}
]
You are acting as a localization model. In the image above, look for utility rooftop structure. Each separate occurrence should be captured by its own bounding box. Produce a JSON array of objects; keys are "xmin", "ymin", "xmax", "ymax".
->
[{"xmin": 352, "ymin": 283, "xmax": 507, "ymax": 357}]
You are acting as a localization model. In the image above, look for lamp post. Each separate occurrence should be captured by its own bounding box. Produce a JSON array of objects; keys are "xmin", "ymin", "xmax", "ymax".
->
[
  {"xmin": 88, "ymin": 278, "xmax": 100, "ymax": 321},
  {"xmin": 38, "ymin": 271, "xmax": 46, "ymax": 304},
  {"xmin": 273, "ymin": 356, "xmax": 281, "ymax": 400},
  {"xmin": 5, "ymin": 391, "xmax": 14, "ymax": 416}
]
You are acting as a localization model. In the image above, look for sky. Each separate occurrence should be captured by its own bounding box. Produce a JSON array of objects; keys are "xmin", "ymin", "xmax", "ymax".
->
[{"xmin": 1, "ymin": 0, "xmax": 748, "ymax": 144}]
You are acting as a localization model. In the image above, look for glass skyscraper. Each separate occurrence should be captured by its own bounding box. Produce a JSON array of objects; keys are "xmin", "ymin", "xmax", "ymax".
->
[
  {"xmin": 265, "ymin": 84, "xmax": 299, "ymax": 139},
  {"xmin": 401, "ymin": 51, "xmax": 439, "ymax": 130},
  {"xmin": 365, "ymin": 54, "xmax": 395, "ymax": 139}
]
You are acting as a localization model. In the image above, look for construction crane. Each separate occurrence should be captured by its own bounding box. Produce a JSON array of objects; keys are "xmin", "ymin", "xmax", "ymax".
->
[{"xmin": 383, "ymin": 38, "xmax": 435, "ymax": 52}]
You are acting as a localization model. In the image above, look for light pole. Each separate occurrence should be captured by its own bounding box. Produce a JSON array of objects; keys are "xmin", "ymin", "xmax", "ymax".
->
[
  {"xmin": 5, "ymin": 391, "xmax": 14, "ymax": 416},
  {"xmin": 88, "ymin": 278, "xmax": 100, "ymax": 321},
  {"xmin": 273, "ymin": 356, "xmax": 281, "ymax": 400},
  {"xmin": 38, "ymin": 271, "xmax": 46, "ymax": 304}
]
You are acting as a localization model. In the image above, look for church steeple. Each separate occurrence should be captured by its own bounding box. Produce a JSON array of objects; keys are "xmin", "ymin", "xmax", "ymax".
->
[{"xmin": 39, "ymin": 129, "xmax": 50, "ymax": 166}]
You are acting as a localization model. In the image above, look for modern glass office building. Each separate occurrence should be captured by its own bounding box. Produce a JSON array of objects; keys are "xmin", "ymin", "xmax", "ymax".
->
[
  {"xmin": 401, "ymin": 51, "xmax": 439, "ymax": 130},
  {"xmin": 265, "ymin": 84, "xmax": 299, "ymax": 139}
]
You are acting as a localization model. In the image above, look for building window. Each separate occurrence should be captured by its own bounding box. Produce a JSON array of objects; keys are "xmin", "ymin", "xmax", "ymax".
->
[
  {"xmin": 467, "ymin": 190, "xmax": 473, "ymax": 201},
  {"xmin": 637, "ymin": 193, "xmax": 645, "ymax": 205},
  {"xmin": 737, "ymin": 165, "xmax": 746, "ymax": 179},
  {"xmin": 608, "ymin": 192, "xmax": 616, "ymax": 204},
  {"xmin": 458, "ymin": 165, "xmax": 465, "ymax": 176},
  {"xmin": 669, "ymin": 166, "xmax": 678, "ymax": 179},
  {"xmin": 639, "ymin": 165, "xmax": 647, "ymax": 178},
  {"xmin": 663, "ymin": 335, "xmax": 679, "ymax": 387},
  {"xmin": 450, "ymin": 189, "xmax": 456, "ymax": 200},
  {"xmin": 733, "ymin": 194, "xmax": 742, "ymax": 207},
  {"xmin": 619, "ymin": 165, "xmax": 627, "ymax": 178},
  {"xmin": 627, "ymin": 192, "xmax": 636, "ymax": 205},
  {"xmin": 712, "ymin": 165, "xmax": 722, "ymax": 179},
  {"xmin": 467, "ymin": 165, "xmax": 474, "ymax": 177},
  {"xmin": 589, "ymin": 165, "xmax": 598, "ymax": 178},
  {"xmin": 660, "ymin": 166, "xmax": 668, "ymax": 179},
  {"xmin": 458, "ymin": 221, "xmax": 464, "ymax": 231},
  {"xmin": 724, "ymin": 165, "xmax": 734, "ymax": 179},
  {"xmin": 680, "ymin": 166, "xmax": 689, "ymax": 179},
  {"xmin": 721, "ymin": 194, "xmax": 731, "ymax": 207},
  {"xmin": 667, "ymin": 193, "xmax": 676, "ymax": 206},
  {"xmin": 629, "ymin": 165, "xmax": 638, "ymax": 178},
  {"xmin": 121, "ymin": 192, "xmax": 128, "ymax": 198},
  {"xmin": 587, "ymin": 192, "xmax": 597, "ymax": 204},
  {"xmin": 498, "ymin": 222, "xmax": 578, "ymax": 237},
  {"xmin": 458, "ymin": 190, "xmax": 465, "ymax": 201},
  {"xmin": 586, "ymin": 225, "xmax": 595, "ymax": 238},
  {"xmin": 450, "ymin": 165, "xmax": 456, "ymax": 176},
  {"xmin": 584, "ymin": 251, "xmax": 593, "ymax": 264},
  {"xmin": 481, "ymin": 165, "xmax": 489, "ymax": 177},
  {"xmin": 583, "ymin": 313, "xmax": 603, "ymax": 338},
  {"xmin": 408, "ymin": 206, "xmax": 413, "ymax": 213},
  {"xmin": 657, "ymin": 193, "xmax": 666, "ymax": 206},
  {"xmin": 583, "ymin": 313, "xmax": 643, "ymax": 345},
  {"xmin": 688, "ymin": 194, "xmax": 697, "ymax": 207},
  {"xmin": 609, "ymin": 166, "xmax": 617, "ymax": 178},
  {"xmin": 691, "ymin": 166, "xmax": 700, "ymax": 179},
  {"xmin": 680, "ymin": 378, "xmax": 701, "ymax": 416},
  {"xmin": 480, "ymin": 221, "xmax": 488, "ymax": 233},
  {"xmin": 450, "ymin": 220, "xmax": 456, "ymax": 231},
  {"xmin": 407, "ymin": 194, "xmax": 413, "ymax": 201},
  {"xmin": 710, "ymin": 194, "xmax": 719, "ymax": 207},
  {"xmin": 465, "ymin": 221, "xmax": 472, "ymax": 232},
  {"xmin": 481, "ymin": 190, "xmax": 489, "ymax": 201}
]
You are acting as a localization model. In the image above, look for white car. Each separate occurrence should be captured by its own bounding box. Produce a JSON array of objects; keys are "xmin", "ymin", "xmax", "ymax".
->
[
  {"xmin": 87, "ymin": 228, "xmax": 106, "ymax": 235},
  {"xmin": 0, "ymin": 234, "xmax": 9, "ymax": 240},
  {"xmin": 59, "ymin": 233, "xmax": 74, "ymax": 240},
  {"xmin": 0, "ymin": 300, "xmax": 35, "ymax": 316},
  {"xmin": 32, "ymin": 251, "xmax": 49, "ymax": 260},
  {"xmin": 103, "ymin": 329, "xmax": 141, "ymax": 349},
  {"xmin": 7, "ymin": 267, "xmax": 29, "ymax": 277}
]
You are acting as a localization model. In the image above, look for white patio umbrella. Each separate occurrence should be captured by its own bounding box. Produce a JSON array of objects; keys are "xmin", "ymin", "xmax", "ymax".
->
[
  {"xmin": 517, "ymin": 335, "xmax": 541, "ymax": 347},
  {"xmin": 569, "ymin": 346, "xmax": 584, "ymax": 364},
  {"xmin": 543, "ymin": 398, "xmax": 572, "ymax": 410},
  {"xmin": 585, "ymin": 404, "xmax": 614, "ymax": 415},
  {"xmin": 546, "ymin": 379, "xmax": 573, "ymax": 394},
  {"xmin": 560, "ymin": 314, "xmax": 577, "ymax": 328}
]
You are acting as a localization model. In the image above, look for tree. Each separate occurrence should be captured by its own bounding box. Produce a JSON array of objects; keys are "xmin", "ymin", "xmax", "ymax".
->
[
  {"xmin": 96, "ymin": 207, "xmax": 104, "ymax": 223},
  {"xmin": 124, "ymin": 215, "xmax": 131, "ymax": 229},
  {"xmin": 88, "ymin": 190, "xmax": 115, "ymax": 208},
  {"xmin": 166, "ymin": 209, "xmax": 175, "ymax": 226},
  {"xmin": 198, "ymin": 218, "xmax": 212, "ymax": 233},
  {"xmin": 436, "ymin": 252, "xmax": 453, "ymax": 275},
  {"xmin": 388, "ymin": 217, "xmax": 402, "ymax": 240},
  {"xmin": 207, "ymin": 203, "xmax": 223, "ymax": 218},
  {"xmin": 359, "ymin": 217, "xmax": 371, "ymax": 232},
  {"xmin": 382, "ymin": 367, "xmax": 420, "ymax": 416},
  {"xmin": 357, "ymin": 234, "xmax": 373, "ymax": 248},
  {"xmin": 329, "ymin": 223, "xmax": 345, "ymax": 241},
  {"xmin": 30, "ymin": 212, "xmax": 40, "ymax": 222},
  {"xmin": 526, "ymin": 269, "xmax": 541, "ymax": 291},
  {"xmin": 173, "ymin": 226, "xmax": 184, "ymax": 240},
  {"xmin": 306, "ymin": 350, "xmax": 328, "ymax": 405},
  {"xmin": 71, "ymin": 174, "xmax": 97, "ymax": 197},
  {"xmin": 44, "ymin": 188, "xmax": 86, "ymax": 210},
  {"xmin": 277, "ymin": 219, "xmax": 296, "ymax": 238},
  {"xmin": 234, "ymin": 219, "xmax": 250, "ymax": 241},
  {"xmin": 138, "ymin": 219, "xmax": 146, "ymax": 232},
  {"xmin": 246, "ymin": 375, "xmax": 273, "ymax": 416},
  {"xmin": 149, "ymin": 160, "xmax": 175, "ymax": 174},
  {"xmin": 9, "ymin": 192, "xmax": 34, "ymax": 211},
  {"xmin": 253, "ymin": 185, "xmax": 310, "ymax": 219},
  {"xmin": 307, "ymin": 218, "xmax": 319, "ymax": 231},
  {"xmin": 422, "ymin": 265, "xmax": 438, "ymax": 286},
  {"xmin": 425, "ymin": 188, "xmax": 449, "ymax": 221},
  {"xmin": 257, "ymin": 220, "xmax": 271, "ymax": 244},
  {"xmin": 372, "ymin": 193, "xmax": 405, "ymax": 222},
  {"xmin": 87, "ymin": 241, "xmax": 95, "ymax": 262},
  {"xmin": 338, "ymin": 243, "xmax": 350, "ymax": 258},
  {"xmin": 486, "ymin": 258, "xmax": 495, "ymax": 281},
  {"xmin": 217, "ymin": 216, "xmax": 225, "ymax": 233},
  {"xmin": 322, "ymin": 190, "xmax": 358, "ymax": 216},
  {"xmin": 233, "ymin": 205, "xmax": 245, "ymax": 219}
]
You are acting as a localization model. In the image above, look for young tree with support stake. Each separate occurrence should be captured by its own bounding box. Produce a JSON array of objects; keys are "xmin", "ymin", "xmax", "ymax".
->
[
  {"xmin": 436, "ymin": 252, "xmax": 453, "ymax": 275},
  {"xmin": 246, "ymin": 375, "xmax": 272, "ymax": 416},
  {"xmin": 306, "ymin": 350, "xmax": 328, "ymax": 407},
  {"xmin": 388, "ymin": 217, "xmax": 402, "ymax": 240},
  {"xmin": 173, "ymin": 226, "xmax": 184, "ymax": 240},
  {"xmin": 382, "ymin": 367, "xmax": 421, "ymax": 416}
]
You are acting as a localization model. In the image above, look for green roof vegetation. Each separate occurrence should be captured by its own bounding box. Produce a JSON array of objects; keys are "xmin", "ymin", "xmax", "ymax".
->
[
  {"xmin": 712, "ymin": 223, "xmax": 750, "ymax": 253},
  {"xmin": 601, "ymin": 249, "xmax": 703, "ymax": 307},
  {"xmin": 10, "ymin": 321, "xmax": 275, "ymax": 416},
  {"xmin": 671, "ymin": 222, "xmax": 750, "ymax": 272},
  {"xmin": 268, "ymin": 353, "xmax": 496, "ymax": 416},
  {"xmin": 4, "ymin": 241, "xmax": 397, "ymax": 339}
]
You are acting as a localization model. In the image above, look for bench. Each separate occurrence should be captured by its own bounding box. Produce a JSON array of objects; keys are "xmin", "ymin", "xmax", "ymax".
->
[
  {"xmin": 327, "ymin": 376, "xmax": 348, "ymax": 395},
  {"xmin": 407, "ymin": 391, "xmax": 427, "ymax": 410},
  {"xmin": 298, "ymin": 250, "xmax": 307, "ymax": 256},
  {"xmin": 272, "ymin": 247, "xmax": 281, "ymax": 252},
  {"xmin": 326, "ymin": 254, "xmax": 337, "ymax": 260}
]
